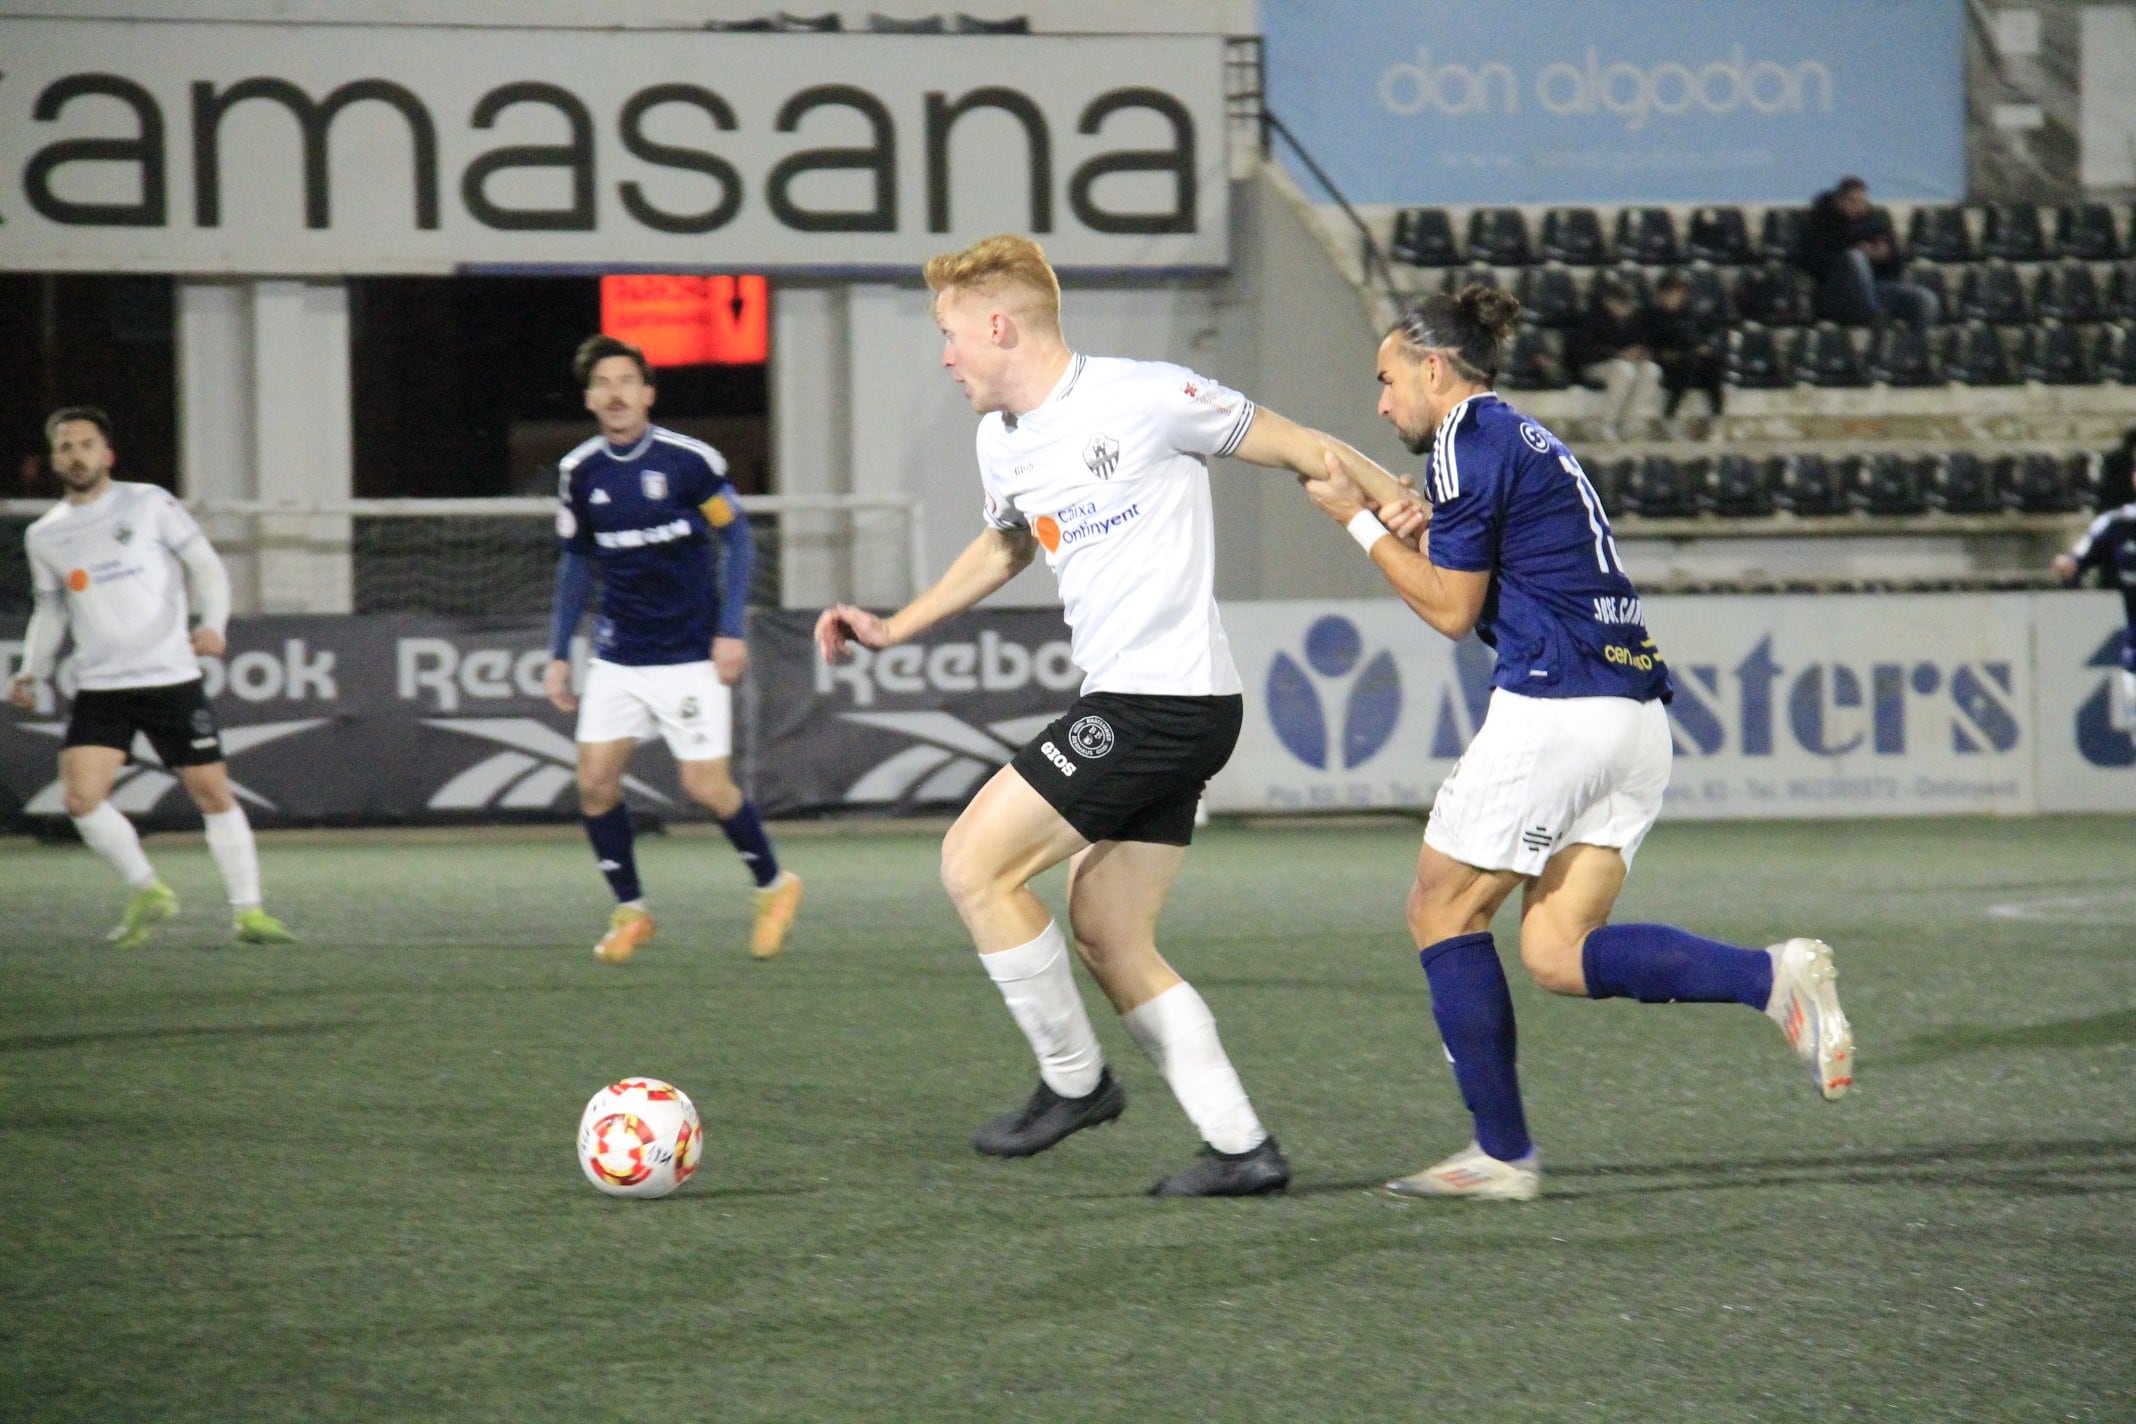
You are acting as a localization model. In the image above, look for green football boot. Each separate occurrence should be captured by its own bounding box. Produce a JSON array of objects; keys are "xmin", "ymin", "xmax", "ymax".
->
[
  {"xmin": 108, "ymin": 882, "xmax": 179, "ymax": 949},
  {"xmin": 233, "ymin": 907, "xmax": 299, "ymax": 945}
]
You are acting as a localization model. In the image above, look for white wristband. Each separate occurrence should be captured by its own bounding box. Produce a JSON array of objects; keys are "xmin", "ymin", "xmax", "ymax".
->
[{"xmin": 1345, "ymin": 509, "xmax": 1390, "ymax": 554}]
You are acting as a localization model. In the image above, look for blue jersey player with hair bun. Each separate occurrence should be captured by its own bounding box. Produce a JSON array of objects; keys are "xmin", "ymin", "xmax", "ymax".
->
[
  {"xmin": 1301, "ymin": 285, "xmax": 1855, "ymax": 1201},
  {"xmin": 2054, "ymin": 499, "xmax": 2136, "ymax": 731},
  {"xmin": 544, "ymin": 335, "xmax": 802, "ymax": 965}
]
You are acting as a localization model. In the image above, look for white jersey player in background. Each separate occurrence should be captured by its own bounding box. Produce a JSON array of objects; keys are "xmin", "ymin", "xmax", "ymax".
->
[
  {"xmin": 7, "ymin": 407, "xmax": 296, "ymax": 947},
  {"xmin": 816, "ymin": 235, "xmax": 1410, "ymax": 1196}
]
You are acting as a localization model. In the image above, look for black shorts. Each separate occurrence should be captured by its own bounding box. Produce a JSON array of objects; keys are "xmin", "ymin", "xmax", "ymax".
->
[
  {"xmin": 63, "ymin": 679, "xmax": 225, "ymax": 768},
  {"xmin": 1010, "ymin": 691, "xmax": 1243, "ymax": 847}
]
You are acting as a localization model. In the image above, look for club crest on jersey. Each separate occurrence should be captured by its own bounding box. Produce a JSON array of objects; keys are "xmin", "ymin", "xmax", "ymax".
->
[
  {"xmin": 1520, "ymin": 423, "xmax": 1551, "ymax": 453},
  {"xmin": 1084, "ymin": 434, "xmax": 1121, "ymax": 480},
  {"xmin": 114, "ymin": 523, "xmax": 134, "ymax": 545},
  {"xmin": 641, "ymin": 472, "xmax": 668, "ymax": 501},
  {"xmin": 1068, "ymin": 715, "xmax": 1115, "ymax": 758}
]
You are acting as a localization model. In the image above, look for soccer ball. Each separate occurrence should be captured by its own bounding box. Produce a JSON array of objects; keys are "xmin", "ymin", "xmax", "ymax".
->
[{"xmin": 576, "ymin": 1077, "xmax": 702, "ymax": 1199}]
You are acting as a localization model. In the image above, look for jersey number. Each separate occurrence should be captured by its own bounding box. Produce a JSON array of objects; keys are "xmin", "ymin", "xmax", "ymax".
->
[{"xmin": 1561, "ymin": 454, "xmax": 1622, "ymax": 575}]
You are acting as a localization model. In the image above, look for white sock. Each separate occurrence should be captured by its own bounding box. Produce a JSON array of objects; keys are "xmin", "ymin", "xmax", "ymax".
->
[
  {"xmin": 980, "ymin": 921, "xmax": 1104, "ymax": 1098},
  {"xmin": 202, "ymin": 807, "xmax": 262, "ymax": 909},
  {"xmin": 1120, "ymin": 983, "xmax": 1267, "ymax": 1155},
  {"xmin": 71, "ymin": 801, "xmax": 157, "ymax": 890}
]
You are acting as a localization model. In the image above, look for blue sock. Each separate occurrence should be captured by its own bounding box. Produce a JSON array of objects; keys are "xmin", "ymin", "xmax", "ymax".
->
[
  {"xmin": 1419, "ymin": 932, "xmax": 1533, "ymax": 1164},
  {"xmin": 718, "ymin": 800, "xmax": 780, "ymax": 888},
  {"xmin": 1582, "ymin": 923, "xmax": 1773, "ymax": 1008},
  {"xmin": 582, "ymin": 804, "xmax": 640, "ymax": 903}
]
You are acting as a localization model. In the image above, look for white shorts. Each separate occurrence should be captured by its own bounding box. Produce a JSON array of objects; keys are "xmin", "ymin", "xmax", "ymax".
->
[
  {"xmin": 575, "ymin": 658, "xmax": 732, "ymax": 761},
  {"xmin": 1425, "ymin": 689, "xmax": 1671, "ymax": 877}
]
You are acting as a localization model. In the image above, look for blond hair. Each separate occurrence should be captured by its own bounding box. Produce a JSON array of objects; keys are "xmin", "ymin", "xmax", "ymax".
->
[{"xmin": 923, "ymin": 233, "xmax": 1062, "ymax": 331}]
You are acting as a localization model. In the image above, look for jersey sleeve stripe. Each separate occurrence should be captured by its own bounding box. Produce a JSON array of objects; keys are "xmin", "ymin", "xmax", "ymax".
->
[
  {"xmin": 1215, "ymin": 400, "xmax": 1257, "ymax": 458},
  {"xmin": 558, "ymin": 435, "xmax": 606, "ymax": 475},
  {"xmin": 651, "ymin": 429, "xmax": 730, "ymax": 477}
]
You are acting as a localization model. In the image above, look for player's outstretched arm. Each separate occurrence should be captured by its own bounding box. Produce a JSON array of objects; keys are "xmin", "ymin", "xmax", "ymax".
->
[
  {"xmin": 10, "ymin": 587, "xmax": 66, "ymax": 709},
  {"xmin": 1303, "ymin": 451, "xmax": 1489, "ymax": 640},
  {"xmin": 1229, "ymin": 407, "xmax": 1412, "ymax": 511},
  {"xmin": 815, "ymin": 527, "xmax": 1036, "ymax": 663},
  {"xmin": 176, "ymin": 536, "xmax": 232, "ymax": 658},
  {"xmin": 545, "ymin": 550, "xmax": 596, "ymax": 713}
]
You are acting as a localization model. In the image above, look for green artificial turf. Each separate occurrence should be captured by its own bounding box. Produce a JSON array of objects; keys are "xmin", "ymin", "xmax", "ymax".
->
[{"xmin": 1, "ymin": 816, "xmax": 2131, "ymax": 1422}]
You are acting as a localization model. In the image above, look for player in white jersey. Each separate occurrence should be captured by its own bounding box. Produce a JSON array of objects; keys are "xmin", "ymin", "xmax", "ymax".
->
[
  {"xmin": 815, "ymin": 235, "xmax": 1408, "ymax": 1196},
  {"xmin": 7, "ymin": 407, "xmax": 296, "ymax": 947}
]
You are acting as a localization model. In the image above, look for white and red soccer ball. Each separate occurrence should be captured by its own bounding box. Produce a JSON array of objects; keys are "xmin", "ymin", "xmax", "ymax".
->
[{"xmin": 577, "ymin": 1077, "xmax": 702, "ymax": 1199}]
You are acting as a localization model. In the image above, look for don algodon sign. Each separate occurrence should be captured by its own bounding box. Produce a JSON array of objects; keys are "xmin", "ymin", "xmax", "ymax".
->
[{"xmin": 0, "ymin": 19, "xmax": 1229, "ymax": 274}]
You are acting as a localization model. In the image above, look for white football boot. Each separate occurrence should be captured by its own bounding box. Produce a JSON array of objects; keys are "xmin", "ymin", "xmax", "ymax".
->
[
  {"xmin": 1766, "ymin": 937, "xmax": 1855, "ymax": 1101},
  {"xmin": 1386, "ymin": 1142, "xmax": 1541, "ymax": 1201}
]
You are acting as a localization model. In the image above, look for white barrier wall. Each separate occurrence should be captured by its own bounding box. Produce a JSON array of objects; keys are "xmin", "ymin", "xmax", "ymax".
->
[{"xmin": 1207, "ymin": 592, "xmax": 2133, "ymax": 818}]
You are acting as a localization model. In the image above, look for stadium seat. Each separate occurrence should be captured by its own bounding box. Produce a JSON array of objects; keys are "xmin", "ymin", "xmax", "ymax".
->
[
  {"xmin": 867, "ymin": 12, "xmax": 946, "ymax": 30},
  {"xmin": 1538, "ymin": 208, "xmax": 1608, "ymax": 265},
  {"xmin": 1980, "ymin": 203, "xmax": 2047, "ymax": 262},
  {"xmin": 2033, "ymin": 262, "xmax": 2103, "ymax": 322},
  {"xmin": 775, "ymin": 10, "xmax": 844, "ymax": 29},
  {"xmin": 1733, "ymin": 263, "xmax": 1813, "ymax": 326},
  {"xmin": 703, "ymin": 15, "xmax": 778, "ymax": 28},
  {"xmin": 2108, "ymin": 324, "xmax": 2136, "ymax": 383},
  {"xmin": 1928, "ymin": 452, "xmax": 2000, "ymax": 514},
  {"xmin": 952, "ymin": 13, "xmax": 1031, "ymax": 32},
  {"xmin": 1944, "ymin": 322, "xmax": 2017, "ymax": 385},
  {"xmin": 1390, "ymin": 208, "xmax": 1459, "ymax": 267},
  {"xmin": 1514, "ymin": 265, "xmax": 1582, "ymax": 328},
  {"xmin": 1868, "ymin": 323, "xmax": 1943, "ymax": 386},
  {"xmin": 1596, "ymin": 262, "xmax": 1651, "ymax": 309},
  {"xmin": 1499, "ymin": 327, "xmax": 1570, "ymax": 390},
  {"xmin": 2053, "ymin": 202, "xmax": 2122, "ymax": 261},
  {"xmin": 1801, "ymin": 323, "xmax": 1868, "ymax": 387},
  {"xmin": 1467, "ymin": 208, "xmax": 1532, "ymax": 266},
  {"xmin": 1957, "ymin": 261, "xmax": 2029, "ymax": 324},
  {"xmin": 2022, "ymin": 323, "xmax": 2100, "ymax": 385},
  {"xmin": 1623, "ymin": 455, "xmax": 1699, "ymax": 518},
  {"xmin": 1759, "ymin": 207, "xmax": 1808, "ymax": 263},
  {"xmin": 1902, "ymin": 262, "xmax": 1952, "ymax": 318},
  {"xmin": 1681, "ymin": 263, "xmax": 1734, "ymax": 323},
  {"xmin": 2108, "ymin": 264, "xmax": 2136, "ymax": 322},
  {"xmin": 1907, "ymin": 206, "xmax": 1974, "ymax": 263},
  {"xmin": 2001, "ymin": 452, "xmax": 2078, "ymax": 513},
  {"xmin": 1849, "ymin": 453, "xmax": 1929, "ymax": 515},
  {"xmin": 1685, "ymin": 207, "xmax": 1752, "ymax": 265},
  {"xmin": 1775, "ymin": 453, "xmax": 1846, "ymax": 515},
  {"xmin": 1726, "ymin": 324, "xmax": 1792, "ymax": 388},
  {"xmin": 2064, "ymin": 450, "xmax": 2103, "ymax": 506},
  {"xmin": 1702, "ymin": 454, "xmax": 1776, "ymax": 517},
  {"xmin": 1588, "ymin": 457, "xmax": 1635, "ymax": 515},
  {"xmin": 1615, "ymin": 207, "xmax": 1679, "ymax": 265}
]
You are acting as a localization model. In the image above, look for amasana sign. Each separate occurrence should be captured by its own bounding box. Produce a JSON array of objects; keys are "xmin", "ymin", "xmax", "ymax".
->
[{"xmin": 0, "ymin": 20, "xmax": 1229, "ymax": 274}]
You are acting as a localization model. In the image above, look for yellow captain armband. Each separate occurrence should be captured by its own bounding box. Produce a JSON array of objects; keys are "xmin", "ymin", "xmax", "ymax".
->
[{"xmin": 700, "ymin": 493, "xmax": 737, "ymax": 527}]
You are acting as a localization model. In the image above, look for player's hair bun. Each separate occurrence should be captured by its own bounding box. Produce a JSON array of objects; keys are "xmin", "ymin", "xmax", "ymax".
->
[{"xmin": 1456, "ymin": 285, "xmax": 1522, "ymax": 341}]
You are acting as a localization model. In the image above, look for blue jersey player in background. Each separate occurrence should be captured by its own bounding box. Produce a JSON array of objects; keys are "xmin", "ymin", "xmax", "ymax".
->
[
  {"xmin": 544, "ymin": 335, "xmax": 802, "ymax": 964},
  {"xmin": 2054, "ymin": 499, "xmax": 2136, "ymax": 730},
  {"xmin": 1302, "ymin": 286, "xmax": 1854, "ymax": 1200}
]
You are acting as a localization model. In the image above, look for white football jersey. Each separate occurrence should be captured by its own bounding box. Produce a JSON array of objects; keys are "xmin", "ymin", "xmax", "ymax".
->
[
  {"xmin": 25, "ymin": 481, "xmax": 209, "ymax": 690},
  {"xmin": 977, "ymin": 354, "xmax": 1254, "ymax": 696}
]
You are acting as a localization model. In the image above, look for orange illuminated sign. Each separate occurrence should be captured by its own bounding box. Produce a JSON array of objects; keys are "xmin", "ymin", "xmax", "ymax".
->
[{"xmin": 600, "ymin": 274, "xmax": 768, "ymax": 367}]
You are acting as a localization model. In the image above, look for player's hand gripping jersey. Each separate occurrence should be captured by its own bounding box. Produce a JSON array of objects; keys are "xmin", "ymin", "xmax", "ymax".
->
[
  {"xmin": 24, "ymin": 482, "xmax": 212, "ymax": 690},
  {"xmin": 1424, "ymin": 395, "xmax": 1671, "ymax": 703},
  {"xmin": 976, "ymin": 355, "xmax": 1254, "ymax": 697},
  {"xmin": 556, "ymin": 427, "xmax": 751, "ymax": 666}
]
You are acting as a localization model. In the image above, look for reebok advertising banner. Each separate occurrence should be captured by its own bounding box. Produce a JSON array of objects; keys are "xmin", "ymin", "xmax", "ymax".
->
[{"xmin": 0, "ymin": 616, "xmax": 698, "ymax": 830}]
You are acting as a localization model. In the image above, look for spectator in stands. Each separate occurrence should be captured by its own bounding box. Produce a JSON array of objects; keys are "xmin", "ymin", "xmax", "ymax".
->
[
  {"xmin": 2097, "ymin": 426, "xmax": 2136, "ymax": 511},
  {"xmin": 1567, "ymin": 276, "xmax": 1662, "ymax": 442},
  {"xmin": 1798, "ymin": 176, "xmax": 1938, "ymax": 329},
  {"xmin": 1641, "ymin": 272, "xmax": 1725, "ymax": 433}
]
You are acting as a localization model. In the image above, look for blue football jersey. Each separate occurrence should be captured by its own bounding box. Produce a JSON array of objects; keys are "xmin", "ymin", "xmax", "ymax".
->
[
  {"xmin": 556, "ymin": 426, "xmax": 747, "ymax": 666},
  {"xmin": 1424, "ymin": 394, "xmax": 1670, "ymax": 702},
  {"xmin": 2070, "ymin": 503, "xmax": 2136, "ymax": 624}
]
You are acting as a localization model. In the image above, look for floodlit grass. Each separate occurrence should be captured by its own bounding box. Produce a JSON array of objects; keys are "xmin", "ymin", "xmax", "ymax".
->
[{"xmin": 2, "ymin": 816, "xmax": 2132, "ymax": 1422}]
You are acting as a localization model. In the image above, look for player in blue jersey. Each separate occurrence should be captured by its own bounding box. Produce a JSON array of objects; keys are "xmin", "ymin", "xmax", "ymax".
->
[
  {"xmin": 544, "ymin": 335, "xmax": 802, "ymax": 964},
  {"xmin": 1302, "ymin": 286, "xmax": 1853, "ymax": 1200},
  {"xmin": 2054, "ymin": 500, "xmax": 2136, "ymax": 730}
]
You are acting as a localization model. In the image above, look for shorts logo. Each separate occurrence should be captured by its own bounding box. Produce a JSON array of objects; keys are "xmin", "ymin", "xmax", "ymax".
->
[
  {"xmin": 1083, "ymin": 434, "xmax": 1121, "ymax": 479},
  {"xmin": 1520, "ymin": 423, "xmax": 1551, "ymax": 454},
  {"xmin": 1068, "ymin": 715, "xmax": 1115, "ymax": 758},
  {"xmin": 1520, "ymin": 824, "xmax": 1555, "ymax": 853},
  {"xmin": 1267, "ymin": 614, "xmax": 1402, "ymax": 770},
  {"xmin": 1039, "ymin": 740, "xmax": 1076, "ymax": 777},
  {"xmin": 641, "ymin": 472, "xmax": 668, "ymax": 501},
  {"xmin": 679, "ymin": 696, "xmax": 699, "ymax": 720}
]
